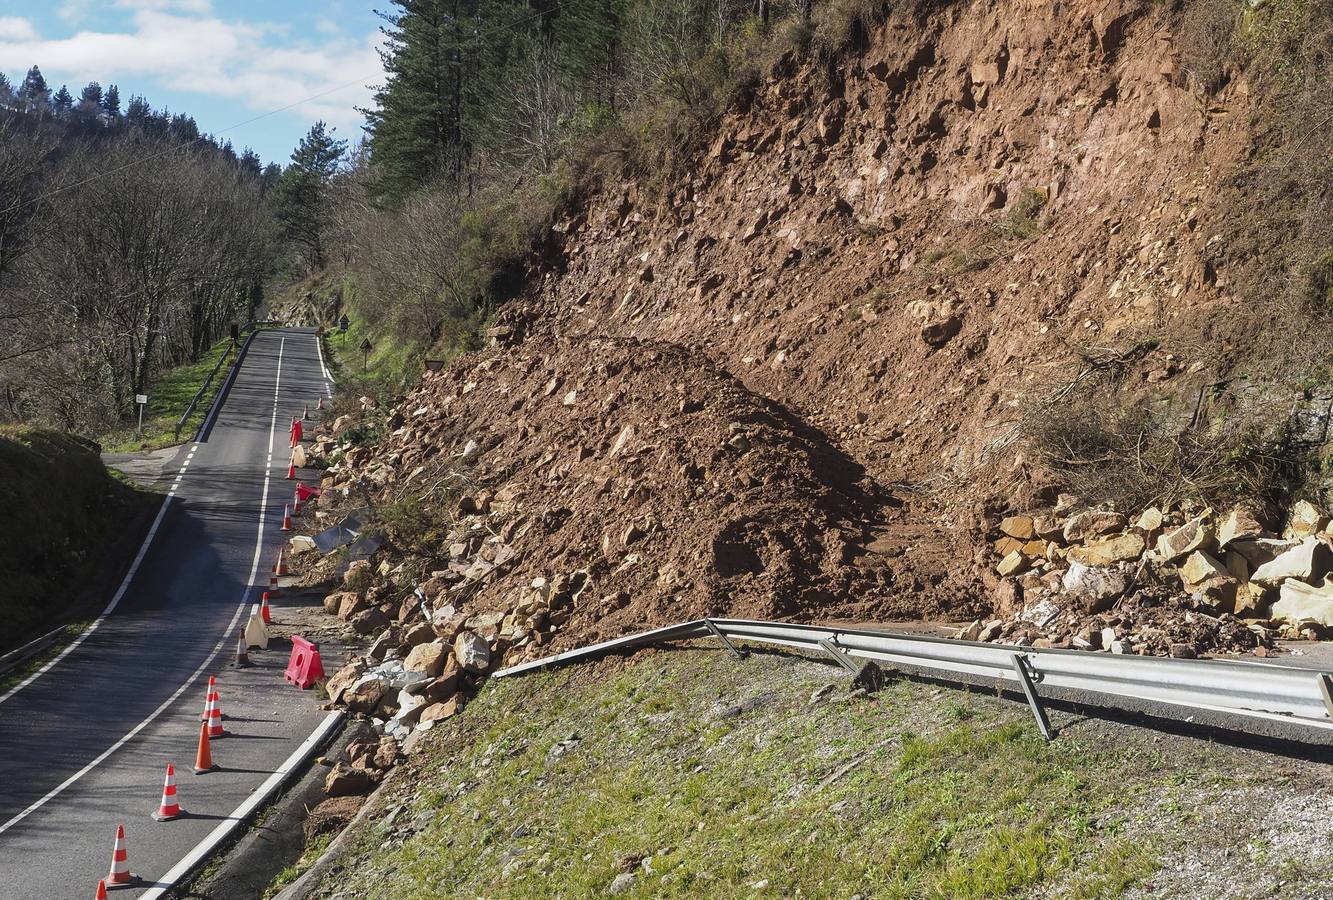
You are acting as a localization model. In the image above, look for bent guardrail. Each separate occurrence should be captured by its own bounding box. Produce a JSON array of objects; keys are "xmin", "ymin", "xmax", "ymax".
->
[{"xmin": 494, "ymin": 618, "xmax": 1333, "ymax": 741}]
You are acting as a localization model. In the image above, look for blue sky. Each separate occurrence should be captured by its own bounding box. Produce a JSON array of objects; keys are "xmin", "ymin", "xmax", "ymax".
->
[{"xmin": 0, "ymin": 0, "xmax": 384, "ymax": 166}]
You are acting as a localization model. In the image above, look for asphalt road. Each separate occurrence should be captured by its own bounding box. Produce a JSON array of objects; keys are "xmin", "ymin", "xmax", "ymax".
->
[{"xmin": 0, "ymin": 329, "xmax": 336, "ymax": 899}]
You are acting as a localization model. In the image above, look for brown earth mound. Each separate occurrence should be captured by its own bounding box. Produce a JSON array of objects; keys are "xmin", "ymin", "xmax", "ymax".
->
[{"xmin": 315, "ymin": 335, "xmax": 991, "ymax": 656}]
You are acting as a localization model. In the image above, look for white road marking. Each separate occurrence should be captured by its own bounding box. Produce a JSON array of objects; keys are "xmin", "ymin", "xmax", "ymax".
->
[
  {"xmin": 0, "ymin": 336, "xmax": 289, "ymax": 835},
  {"xmin": 314, "ymin": 331, "xmax": 333, "ymax": 394}
]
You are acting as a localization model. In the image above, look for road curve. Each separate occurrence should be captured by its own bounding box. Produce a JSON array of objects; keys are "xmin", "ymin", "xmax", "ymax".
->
[{"xmin": 0, "ymin": 328, "xmax": 335, "ymax": 898}]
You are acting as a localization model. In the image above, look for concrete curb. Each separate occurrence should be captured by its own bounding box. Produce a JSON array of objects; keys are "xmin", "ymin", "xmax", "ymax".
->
[{"xmin": 140, "ymin": 710, "xmax": 346, "ymax": 899}]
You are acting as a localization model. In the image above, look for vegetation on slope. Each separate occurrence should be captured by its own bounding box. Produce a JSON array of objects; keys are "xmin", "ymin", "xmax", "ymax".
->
[
  {"xmin": 0, "ymin": 430, "xmax": 159, "ymax": 644},
  {"xmin": 300, "ymin": 647, "xmax": 1333, "ymax": 899}
]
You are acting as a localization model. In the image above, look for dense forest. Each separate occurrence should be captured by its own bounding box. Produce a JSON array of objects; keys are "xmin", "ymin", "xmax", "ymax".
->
[{"xmin": 0, "ymin": 65, "xmax": 282, "ymax": 430}]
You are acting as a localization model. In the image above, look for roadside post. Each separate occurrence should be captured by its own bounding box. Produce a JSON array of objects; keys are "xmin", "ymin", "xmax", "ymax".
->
[
  {"xmin": 360, "ymin": 337, "xmax": 372, "ymax": 372},
  {"xmin": 135, "ymin": 394, "xmax": 148, "ymax": 436}
]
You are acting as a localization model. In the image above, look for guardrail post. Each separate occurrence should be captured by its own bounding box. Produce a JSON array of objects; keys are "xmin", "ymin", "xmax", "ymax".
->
[
  {"xmin": 1319, "ymin": 674, "xmax": 1333, "ymax": 720},
  {"xmin": 1011, "ymin": 654, "xmax": 1053, "ymax": 741},
  {"xmin": 817, "ymin": 638, "xmax": 862, "ymax": 675},
  {"xmin": 704, "ymin": 620, "xmax": 747, "ymax": 660}
]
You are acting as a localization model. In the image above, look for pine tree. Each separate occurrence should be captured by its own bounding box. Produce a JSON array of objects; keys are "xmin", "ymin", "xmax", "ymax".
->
[
  {"xmin": 52, "ymin": 85, "xmax": 74, "ymax": 116},
  {"xmin": 277, "ymin": 121, "xmax": 348, "ymax": 269},
  {"xmin": 0, "ymin": 73, "xmax": 14, "ymax": 108},
  {"xmin": 17, "ymin": 66, "xmax": 51, "ymax": 113},
  {"xmin": 363, "ymin": 0, "xmax": 475, "ymax": 200},
  {"xmin": 553, "ymin": 0, "xmax": 626, "ymax": 111},
  {"xmin": 239, "ymin": 148, "xmax": 263, "ymax": 177},
  {"xmin": 79, "ymin": 81, "xmax": 103, "ymax": 110},
  {"xmin": 102, "ymin": 84, "xmax": 121, "ymax": 118}
]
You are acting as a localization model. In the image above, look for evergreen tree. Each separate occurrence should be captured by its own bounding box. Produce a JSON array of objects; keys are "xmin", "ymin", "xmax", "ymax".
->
[
  {"xmin": 17, "ymin": 66, "xmax": 50, "ymax": 113},
  {"xmin": 125, "ymin": 95, "xmax": 151, "ymax": 127},
  {"xmin": 79, "ymin": 81, "xmax": 103, "ymax": 110},
  {"xmin": 554, "ymin": 0, "xmax": 626, "ymax": 111},
  {"xmin": 363, "ymin": 0, "xmax": 475, "ymax": 200},
  {"xmin": 52, "ymin": 85, "xmax": 74, "ymax": 116},
  {"xmin": 101, "ymin": 84, "xmax": 121, "ymax": 118},
  {"xmin": 277, "ymin": 121, "xmax": 347, "ymax": 269},
  {"xmin": 239, "ymin": 148, "xmax": 263, "ymax": 177},
  {"xmin": 0, "ymin": 73, "xmax": 14, "ymax": 108},
  {"xmin": 170, "ymin": 113, "xmax": 199, "ymax": 142}
]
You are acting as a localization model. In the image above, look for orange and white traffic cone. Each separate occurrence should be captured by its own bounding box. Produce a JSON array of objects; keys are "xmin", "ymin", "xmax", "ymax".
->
[
  {"xmin": 260, "ymin": 591, "xmax": 272, "ymax": 625},
  {"xmin": 106, "ymin": 824, "xmax": 138, "ymax": 886},
  {"xmin": 200, "ymin": 675, "xmax": 215, "ymax": 722},
  {"xmin": 232, "ymin": 626, "xmax": 251, "ymax": 669},
  {"xmin": 292, "ymin": 489, "xmax": 302, "ymax": 514},
  {"xmin": 286, "ymin": 460, "xmax": 296, "ymax": 480},
  {"xmin": 193, "ymin": 721, "xmax": 217, "ymax": 773},
  {"xmin": 281, "ymin": 504, "xmax": 292, "ymax": 532},
  {"xmin": 275, "ymin": 548, "xmax": 287, "ymax": 576},
  {"xmin": 152, "ymin": 764, "xmax": 184, "ymax": 821},
  {"xmin": 268, "ymin": 574, "xmax": 279, "ymax": 597},
  {"xmin": 302, "ymin": 404, "xmax": 309, "ymax": 421},
  {"xmin": 317, "ymin": 395, "xmax": 325, "ymax": 410},
  {"xmin": 207, "ymin": 686, "xmax": 224, "ymax": 739},
  {"xmin": 94, "ymin": 878, "xmax": 109, "ymax": 899}
]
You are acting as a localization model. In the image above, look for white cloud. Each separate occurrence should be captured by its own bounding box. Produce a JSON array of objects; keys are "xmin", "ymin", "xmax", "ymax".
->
[
  {"xmin": 0, "ymin": 6, "xmax": 379, "ymax": 135},
  {"xmin": 0, "ymin": 17, "xmax": 38, "ymax": 41}
]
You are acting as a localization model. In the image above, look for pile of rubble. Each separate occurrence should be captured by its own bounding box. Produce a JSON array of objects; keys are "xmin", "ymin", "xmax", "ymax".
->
[
  {"xmin": 967, "ymin": 497, "xmax": 1333, "ymax": 656},
  {"xmin": 301, "ymin": 334, "xmax": 892, "ymax": 669}
]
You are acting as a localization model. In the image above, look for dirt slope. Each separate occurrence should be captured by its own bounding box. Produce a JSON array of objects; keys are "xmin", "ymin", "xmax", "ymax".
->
[{"xmin": 321, "ymin": 0, "xmax": 1318, "ymax": 648}]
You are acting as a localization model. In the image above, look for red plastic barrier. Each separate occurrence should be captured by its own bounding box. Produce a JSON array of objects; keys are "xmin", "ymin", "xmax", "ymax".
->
[
  {"xmin": 295, "ymin": 483, "xmax": 322, "ymax": 503},
  {"xmin": 284, "ymin": 636, "xmax": 324, "ymax": 689}
]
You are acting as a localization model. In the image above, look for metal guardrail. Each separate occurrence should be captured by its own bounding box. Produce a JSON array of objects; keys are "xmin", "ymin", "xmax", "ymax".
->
[
  {"xmin": 0, "ymin": 625, "xmax": 68, "ymax": 679},
  {"xmin": 494, "ymin": 618, "xmax": 1333, "ymax": 740}
]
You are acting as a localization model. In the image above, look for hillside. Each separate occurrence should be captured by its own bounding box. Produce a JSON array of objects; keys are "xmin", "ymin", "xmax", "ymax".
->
[{"xmin": 299, "ymin": 0, "xmax": 1333, "ymax": 656}]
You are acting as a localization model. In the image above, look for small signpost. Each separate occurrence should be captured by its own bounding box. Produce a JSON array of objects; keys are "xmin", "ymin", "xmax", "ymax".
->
[
  {"xmin": 339, "ymin": 314, "xmax": 350, "ymax": 333},
  {"xmin": 360, "ymin": 338, "xmax": 373, "ymax": 372},
  {"xmin": 135, "ymin": 394, "xmax": 149, "ymax": 435}
]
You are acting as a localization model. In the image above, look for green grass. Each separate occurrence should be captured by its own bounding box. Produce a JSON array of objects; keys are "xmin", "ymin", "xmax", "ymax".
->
[
  {"xmin": 305, "ymin": 651, "xmax": 1199, "ymax": 899},
  {"xmin": 264, "ymin": 831, "xmax": 334, "ymax": 898},
  {"xmin": 323, "ymin": 319, "xmax": 422, "ymax": 409},
  {"xmin": 99, "ymin": 335, "xmax": 238, "ymax": 453}
]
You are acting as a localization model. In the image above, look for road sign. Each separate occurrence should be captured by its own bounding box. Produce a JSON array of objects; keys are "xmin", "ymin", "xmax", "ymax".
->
[
  {"xmin": 360, "ymin": 338, "xmax": 372, "ymax": 372},
  {"xmin": 339, "ymin": 314, "xmax": 350, "ymax": 332},
  {"xmin": 135, "ymin": 394, "xmax": 148, "ymax": 436}
]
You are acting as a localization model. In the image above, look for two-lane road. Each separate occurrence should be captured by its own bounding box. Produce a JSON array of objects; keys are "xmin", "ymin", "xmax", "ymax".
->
[{"xmin": 0, "ymin": 328, "xmax": 336, "ymax": 898}]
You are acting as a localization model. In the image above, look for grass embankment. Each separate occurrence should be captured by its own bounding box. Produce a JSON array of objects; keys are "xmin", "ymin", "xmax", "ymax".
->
[
  {"xmin": 99, "ymin": 335, "xmax": 236, "ymax": 453},
  {"xmin": 0, "ymin": 430, "xmax": 159, "ymax": 648},
  {"xmin": 300, "ymin": 648, "xmax": 1332, "ymax": 899}
]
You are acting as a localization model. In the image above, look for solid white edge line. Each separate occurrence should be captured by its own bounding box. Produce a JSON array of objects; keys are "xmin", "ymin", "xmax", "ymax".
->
[
  {"xmin": 138, "ymin": 710, "xmax": 346, "ymax": 900},
  {"xmin": 314, "ymin": 330, "xmax": 334, "ymax": 394},
  {"xmin": 0, "ymin": 336, "xmax": 289, "ymax": 835}
]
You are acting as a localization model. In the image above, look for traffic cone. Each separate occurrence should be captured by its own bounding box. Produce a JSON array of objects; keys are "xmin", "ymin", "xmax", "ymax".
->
[
  {"xmin": 200, "ymin": 675, "xmax": 215, "ymax": 722},
  {"xmin": 292, "ymin": 489, "xmax": 302, "ymax": 514},
  {"xmin": 106, "ymin": 824, "xmax": 137, "ymax": 886},
  {"xmin": 260, "ymin": 591, "xmax": 272, "ymax": 625},
  {"xmin": 286, "ymin": 460, "xmax": 296, "ymax": 480},
  {"xmin": 275, "ymin": 548, "xmax": 287, "ymax": 575},
  {"xmin": 207, "ymin": 686, "xmax": 225, "ymax": 738},
  {"xmin": 231, "ymin": 626, "xmax": 251, "ymax": 669},
  {"xmin": 152, "ymin": 764, "xmax": 184, "ymax": 821},
  {"xmin": 302, "ymin": 404, "xmax": 309, "ymax": 421},
  {"xmin": 193, "ymin": 721, "xmax": 218, "ymax": 773},
  {"xmin": 281, "ymin": 504, "xmax": 292, "ymax": 532},
  {"xmin": 94, "ymin": 879, "xmax": 108, "ymax": 899},
  {"xmin": 317, "ymin": 395, "xmax": 325, "ymax": 410},
  {"xmin": 268, "ymin": 574, "xmax": 280, "ymax": 597}
]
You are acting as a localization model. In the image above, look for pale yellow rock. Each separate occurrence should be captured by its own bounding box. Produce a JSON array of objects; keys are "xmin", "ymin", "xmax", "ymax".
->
[
  {"xmin": 999, "ymin": 515, "xmax": 1036, "ymax": 540},
  {"xmin": 1284, "ymin": 500, "xmax": 1327, "ymax": 539},
  {"xmin": 1251, "ymin": 537, "xmax": 1333, "ymax": 586},
  {"xmin": 1134, "ymin": 506, "xmax": 1164, "ymax": 532},
  {"xmin": 993, "ymin": 536, "xmax": 1024, "ymax": 556},
  {"xmin": 1272, "ymin": 579, "xmax": 1333, "ymax": 627},
  {"xmin": 1066, "ymin": 532, "xmax": 1146, "ymax": 567},
  {"xmin": 1218, "ymin": 507, "xmax": 1263, "ymax": 547},
  {"xmin": 997, "ymin": 550, "xmax": 1029, "ymax": 577},
  {"xmin": 1233, "ymin": 582, "xmax": 1268, "ymax": 618},
  {"xmin": 1156, "ymin": 516, "xmax": 1213, "ymax": 562},
  {"xmin": 1179, "ymin": 551, "xmax": 1229, "ymax": 587}
]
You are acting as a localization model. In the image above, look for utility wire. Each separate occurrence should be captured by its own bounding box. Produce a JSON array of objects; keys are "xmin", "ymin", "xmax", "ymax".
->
[{"xmin": 0, "ymin": 1, "xmax": 567, "ymax": 218}]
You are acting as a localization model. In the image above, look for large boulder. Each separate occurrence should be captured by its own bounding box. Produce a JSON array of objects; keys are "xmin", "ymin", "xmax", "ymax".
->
[
  {"xmin": 404, "ymin": 640, "xmax": 448, "ymax": 678},
  {"xmin": 1250, "ymin": 538, "xmax": 1333, "ymax": 586},
  {"xmin": 325, "ymin": 660, "xmax": 368, "ymax": 705},
  {"xmin": 1271, "ymin": 579, "xmax": 1333, "ymax": 628},
  {"xmin": 453, "ymin": 630, "xmax": 492, "ymax": 672},
  {"xmin": 342, "ymin": 675, "xmax": 391, "ymax": 713},
  {"xmin": 999, "ymin": 516, "xmax": 1036, "ymax": 539},
  {"xmin": 1062, "ymin": 510, "xmax": 1127, "ymax": 543},
  {"xmin": 324, "ymin": 762, "xmax": 375, "ymax": 797},
  {"xmin": 1156, "ymin": 516, "xmax": 1212, "ymax": 562},
  {"xmin": 1218, "ymin": 507, "xmax": 1264, "ymax": 547},
  {"xmin": 350, "ymin": 607, "xmax": 391, "ymax": 635},
  {"xmin": 1067, "ymin": 533, "xmax": 1144, "ymax": 567},
  {"xmin": 1284, "ymin": 501, "xmax": 1328, "ymax": 539},
  {"xmin": 1061, "ymin": 562, "xmax": 1127, "ymax": 613},
  {"xmin": 337, "ymin": 592, "xmax": 372, "ymax": 621}
]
